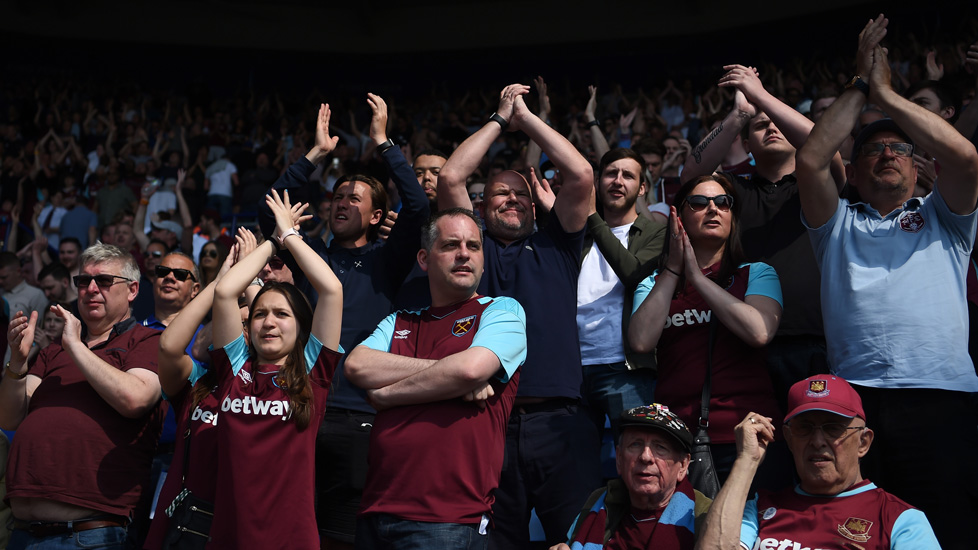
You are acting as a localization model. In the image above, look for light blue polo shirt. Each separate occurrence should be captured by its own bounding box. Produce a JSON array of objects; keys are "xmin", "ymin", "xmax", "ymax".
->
[{"xmin": 804, "ymin": 186, "xmax": 978, "ymax": 391}]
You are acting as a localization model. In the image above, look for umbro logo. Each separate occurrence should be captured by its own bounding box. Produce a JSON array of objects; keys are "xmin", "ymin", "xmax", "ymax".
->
[{"xmin": 394, "ymin": 329, "xmax": 411, "ymax": 340}]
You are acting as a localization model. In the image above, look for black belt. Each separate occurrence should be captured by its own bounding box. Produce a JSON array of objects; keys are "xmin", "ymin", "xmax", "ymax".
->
[{"xmin": 13, "ymin": 515, "xmax": 128, "ymax": 538}]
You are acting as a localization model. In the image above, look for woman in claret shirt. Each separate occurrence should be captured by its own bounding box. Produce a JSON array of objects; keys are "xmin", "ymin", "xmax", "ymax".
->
[
  {"xmin": 629, "ymin": 174, "xmax": 790, "ymax": 489},
  {"xmin": 206, "ymin": 189, "xmax": 343, "ymax": 550}
]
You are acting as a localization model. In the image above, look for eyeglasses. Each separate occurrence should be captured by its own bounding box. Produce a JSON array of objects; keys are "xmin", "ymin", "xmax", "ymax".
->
[
  {"xmin": 468, "ymin": 192, "xmax": 484, "ymax": 201},
  {"xmin": 543, "ymin": 169, "xmax": 558, "ymax": 180},
  {"xmin": 155, "ymin": 265, "xmax": 197, "ymax": 282},
  {"xmin": 622, "ymin": 439, "xmax": 678, "ymax": 459},
  {"xmin": 148, "ymin": 251, "xmax": 164, "ymax": 258},
  {"xmin": 201, "ymin": 249, "xmax": 219, "ymax": 259},
  {"xmin": 684, "ymin": 194, "xmax": 734, "ymax": 212},
  {"xmin": 859, "ymin": 142, "xmax": 914, "ymax": 158},
  {"xmin": 784, "ymin": 421, "xmax": 866, "ymax": 439},
  {"xmin": 73, "ymin": 274, "xmax": 133, "ymax": 289}
]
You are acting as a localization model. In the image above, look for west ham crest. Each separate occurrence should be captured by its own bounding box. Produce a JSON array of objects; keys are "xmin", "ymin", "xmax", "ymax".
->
[
  {"xmin": 899, "ymin": 211, "xmax": 924, "ymax": 233},
  {"xmin": 452, "ymin": 315, "xmax": 476, "ymax": 337},
  {"xmin": 838, "ymin": 517, "xmax": 873, "ymax": 543},
  {"xmin": 805, "ymin": 379, "xmax": 829, "ymax": 398}
]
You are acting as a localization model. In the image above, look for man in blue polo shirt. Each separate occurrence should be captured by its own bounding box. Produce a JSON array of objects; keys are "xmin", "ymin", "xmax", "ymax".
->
[
  {"xmin": 794, "ymin": 15, "xmax": 978, "ymax": 549},
  {"xmin": 438, "ymin": 83, "xmax": 601, "ymax": 549}
]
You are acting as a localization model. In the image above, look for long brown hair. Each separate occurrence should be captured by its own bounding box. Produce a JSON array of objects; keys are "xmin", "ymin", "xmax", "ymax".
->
[
  {"xmin": 247, "ymin": 282, "xmax": 316, "ymax": 430},
  {"xmin": 662, "ymin": 174, "xmax": 746, "ymax": 289}
]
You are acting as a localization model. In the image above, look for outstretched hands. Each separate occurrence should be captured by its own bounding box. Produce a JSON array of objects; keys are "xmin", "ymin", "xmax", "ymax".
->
[
  {"xmin": 533, "ymin": 76, "xmax": 551, "ymax": 117},
  {"xmin": 856, "ymin": 14, "xmax": 888, "ymax": 79},
  {"xmin": 7, "ymin": 310, "xmax": 38, "ymax": 365},
  {"xmin": 313, "ymin": 103, "xmax": 339, "ymax": 157},
  {"xmin": 495, "ymin": 84, "xmax": 531, "ymax": 130},
  {"xmin": 367, "ymin": 93, "xmax": 389, "ymax": 145},
  {"xmin": 585, "ymin": 85, "xmax": 598, "ymax": 121},
  {"xmin": 265, "ymin": 189, "xmax": 311, "ymax": 241},
  {"xmin": 718, "ymin": 64, "xmax": 764, "ymax": 108},
  {"xmin": 528, "ymin": 167, "xmax": 555, "ymax": 213}
]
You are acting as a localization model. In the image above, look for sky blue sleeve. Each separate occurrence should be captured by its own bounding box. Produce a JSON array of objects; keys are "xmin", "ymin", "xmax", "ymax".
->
[
  {"xmin": 890, "ymin": 509, "xmax": 941, "ymax": 550},
  {"xmin": 745, "ymin": 263, "xmax": 783, "ymax": 307},
  {"xmin": 302, "ymin": 333, "xmax": 344, "ymax": 374},
  {"xmin": 188, "ymin": 358, "xmax": 209, "ymax": 386},
  {"xmin": 929, "ymin": 184, "xmax": 978, "ymax": 251},
  {"xmin": 632, "ymin": 272, "xmax": 659, "ymax": 315},
  {"xmin": 802, "ymin": 197, "xmax": 845, "ymax": 265},
  {"xmin": 360, "ymin": 312, "xmax": 398, "ymax": 352},
  {"xmin": 223, "ymin": 333, "xmax": 250, "ymax": 376},
  {"xmin": 739, "ymin": 494, "xmax": 760, "ymax": 550},
  {"xmin": 471, "ymin": 297, "xmax": 527, "ymax": 383}
]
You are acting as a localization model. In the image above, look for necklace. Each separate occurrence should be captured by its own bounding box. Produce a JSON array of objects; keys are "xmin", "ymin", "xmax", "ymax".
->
[{"xmin": 630, "ymin": 512, "xmax": 658, "ymax": 523}]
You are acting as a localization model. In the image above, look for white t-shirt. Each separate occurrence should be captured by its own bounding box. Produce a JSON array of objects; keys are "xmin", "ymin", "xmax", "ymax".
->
[
  {"xmin": 576, "ymin": 223, "xmax": 631, "ymax": 365},
  {"xmin": 205, "ymin": 159, "xmax": 238, "ymax": 198}
]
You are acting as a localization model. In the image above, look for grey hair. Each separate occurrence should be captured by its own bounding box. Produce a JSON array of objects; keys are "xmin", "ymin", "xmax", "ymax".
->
[
  {"xmin": 162, "ymin": 251, "xmax": 201, "ymax": 283},
  {"xmin": 420, "ymin": 208, "xmax": 483, "ymax": 251},
  {"xmin": 81, "ymin": 242, "xmax": 141, "ymax": 282}
]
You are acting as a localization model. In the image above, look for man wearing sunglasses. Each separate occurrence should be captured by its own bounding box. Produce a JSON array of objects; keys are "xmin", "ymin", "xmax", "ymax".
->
[
  {"xmin": 794, "ymin": 15, "xmax": 978, "ymax": 549},
  {"xmin": 698, "ymin": 376, "xmax": 939, "ymax": 550},
  {"xmin": 0, "ymin": 242, "xmax": 165, "ymax": 549},
  {"xmin": 141, "ymin": 252, "xmax": 201, "ymax": 344}
]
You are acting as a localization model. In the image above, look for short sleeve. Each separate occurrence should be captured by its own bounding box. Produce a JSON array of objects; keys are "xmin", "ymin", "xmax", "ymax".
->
[
  {"xmin": 303, "ymin": 334, "xmax": 344, "ymax": 374},
  {"xmin": 890, "ymin": 509, "xmax": 941, "ymax": 550},
  {"xmin": 632, "ymin": 271, "xmax": 659, "ymax": 315},
  {"xmin": 929, "ymin": 184, "xmax": 978, "ymax": 251},
  {"xmin": 124, "ymin": 328, "xmax": 162, "ymax": 374},
  {"xmin": 738, "ymin": 493, "xmax": 760, "ymax": 550},
  {"xmin": 803, "ymin": 197, "xmax": 846, "ymax": 264},
  {"xmin": 744, "ymin": 263, "xmax": 783, "ymax": 307},
  {"xmin": 360, "ymin": 312, "xmax": 398, "ymax": 352},
  {"xmin": 470, "ymin": 297, "xmax": 527, "ymax": 382},
  {"xmin": 221, "ymin": 333, "xmax": 250, "ymax": 376}
]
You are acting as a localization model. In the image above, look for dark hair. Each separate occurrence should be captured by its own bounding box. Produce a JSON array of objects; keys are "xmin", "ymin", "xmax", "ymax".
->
[
  {"xmin": 199, "ymin": 239, "xmax": 230, "ymax": 286},
  {"xmin": 414, "ymin": 149, "xmax": 449, "ymax": 162},
  {"xmin": 421, "ymin": 208, "xmax": 483, "ymax": 251},
  {"xmin": 598, "ymin": 148, "xmax": 647, "ymax": 185},
  {"xmin": 38, "ymin": 262, "xmax": 70, "ymax": 282},
  {"xmin": 247, "ymin": 282, "xmax": 315, "ymax": 430},
  {"xmin": 147, "ymin": 238, "xmax": 170, "ymax": 253},
  {"xmin": 334, "ymin": 174, "xmax": 388, "ymax": 242},
  {"xmin": 59, "ymin": 237, "xmax": 82, "ymax": 251},
  {"xmin": 904, "ymin": 80, "xmax": 960, "ymax": 123},
  {"xmin": 664, "ymin": 174, "xmax": 746, "ymax": 288},
  {"xmin": 632, "ymin": 139, "xmax": 665, "ymax": 158},
  {"xmin": 0, "ymin": 252, "xmax": 19, "ymax": 270},
  {"xmin": 161, "ymin": 251, "xmax": 201, "ymax": 283}
]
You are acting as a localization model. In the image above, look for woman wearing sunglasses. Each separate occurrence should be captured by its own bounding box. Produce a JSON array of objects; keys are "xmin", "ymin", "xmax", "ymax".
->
[
  {"xmin": 197, "ymin": 240, "xmax": 228, "ymax": 287},
  {"xmin": 629, "ymin": 174, "xmax": 788, "ymax": 486},
  {"xmin": 206, "ymin": 189, "xmax": 342, "ymax": 549}
]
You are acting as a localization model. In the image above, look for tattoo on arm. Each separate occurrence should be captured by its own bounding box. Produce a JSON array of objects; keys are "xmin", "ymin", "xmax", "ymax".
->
[{"xmin": 691, "ymin": 122, "xmax": 723, "ymax": 164}]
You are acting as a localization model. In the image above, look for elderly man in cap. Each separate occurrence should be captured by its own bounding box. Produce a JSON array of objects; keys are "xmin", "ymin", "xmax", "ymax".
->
[
  {"xmin": 696, "ymin": 376, "xmax": 939, "ymax": 550},
  {"xmin": 552, "ymin": 404, "xmax": 711, "ymax": 550}
]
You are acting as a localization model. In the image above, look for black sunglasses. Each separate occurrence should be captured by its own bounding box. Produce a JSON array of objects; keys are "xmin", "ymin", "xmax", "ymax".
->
[
  {"xmin": 155, "ymin": 265, "xmax": 197, "ymax": 282},
  {"xmin": 201, "ymin": 249, "xmax": 219, "ymax": 259},
  {"xmin": 684, "ymin": 194, "xmax": 734, "ymax": 212},
  {"xmin": 268, "ymin": 257, "xmax": 286, "ymax": 269},
  {"xmin": 73, "ymin": 274, "xmax": 133, "ymax": 289}
]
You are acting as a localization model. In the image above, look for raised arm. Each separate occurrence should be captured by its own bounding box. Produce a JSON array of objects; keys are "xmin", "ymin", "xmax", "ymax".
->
[
  {"xmin": 0, "ymin": 311, "xmax": 43, "ymax": 430},
  {"xmin": 213, "ymin": 236, "xmax": 275, "ymax": 350},
  {"xmin": 174, "ymin": 169, "xmax": 195, "ymax": 254},
  {"xmin": 258, "ymin": 103, "xmax": 338, "ymax": 239},
  {"xmin": 694, "ymin": 413, "xmax": 775, "ymax": 550},
  {"xmin": 438, "ymin": 84, "xmax": 530, "ymax": 211},
  {"xmin": 524, "ymin": 76, "xmax": 551, "ymax": 172},
  {"xmin": 871, "ymin": 59, "xmax": 978, "ymax": 214},
  {"xmin": 158, "ymin": 237, "xmax": 239, "ymax": 396},
  {"xmin": 681, "ymin": 89, "xmax": 757, "ymax": 184},
  {"xmin": 267, "ymin": 189, "xmax": 342, "ymax": 351},
  {"xmin": 511, "ymin": 92, "xmax": 594, "ymax": 231},
  {"xmin": 586, "ymin": 85, "xmax": 612, "ymax": 160},
  {"xmin": 796, "ymin": 15, "xmax": 888, "ymax": 227}
]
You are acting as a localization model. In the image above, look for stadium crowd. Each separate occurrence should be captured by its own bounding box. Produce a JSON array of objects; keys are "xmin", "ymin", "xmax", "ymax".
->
[{"xmin": 0, "ymin": 10, "xmax": 977, "ymax": 550}]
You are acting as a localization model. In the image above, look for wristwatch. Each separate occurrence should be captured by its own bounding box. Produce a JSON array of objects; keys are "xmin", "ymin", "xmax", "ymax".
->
[
  {"xmin": 376, "ymin": 138, "xmax": 395, "ymax": 154},
  {"xmin": 4, "ymin": 361, "xmax": 28, "ymax": 380},
  {"xmin": 488, "ymin": 112, "xmax": 509, "ymax": 131},
  {"xmin": 845, "ymin": 75, "xmax": 869, "ymax": 96}
]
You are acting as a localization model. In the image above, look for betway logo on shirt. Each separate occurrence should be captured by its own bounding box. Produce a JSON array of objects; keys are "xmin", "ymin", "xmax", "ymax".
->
[
  {"xmin": 754, "ymin": 538, "xmax": 829, "ymax": 550},
  {"xmin": 664, "ymin": 308, "xmax": 712, "ymax": 328},
  {"xmin": 191, "ymin": 406, "xmax": 219, "ymax": 426},
  {"xmin": 221, "ymin": 396, "xmax": 291, "ymax": 421}
]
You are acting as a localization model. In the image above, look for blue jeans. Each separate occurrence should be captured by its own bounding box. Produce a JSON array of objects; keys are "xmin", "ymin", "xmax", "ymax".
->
[
  {"xmin": 354, "ymin": 514, "xmax": 487, "ymax": 550},
  {"xmin": 8, "ymin": 526, "xmax": 128, "ymax": 550},
  {"xmin": 582, "ymin": 362, "xmax": 655, "ymax": 437}
]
